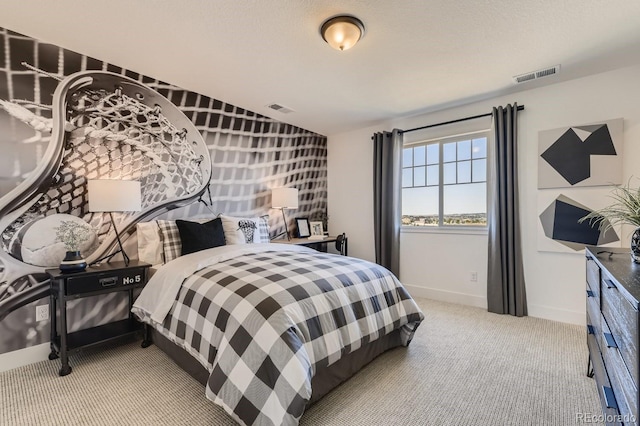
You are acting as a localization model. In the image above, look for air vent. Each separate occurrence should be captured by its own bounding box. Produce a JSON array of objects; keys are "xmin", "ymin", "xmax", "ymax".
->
[
  {"xmin": 513, "ymin": 65, "xmax": 561, "ymax": 84},
  {"xmin": 266, "ymin": 103, "xmax": 294, "ymax": 114},
  {"xmin": 514, "ymin": 73, "xmax": 536, "ymax": 84}
]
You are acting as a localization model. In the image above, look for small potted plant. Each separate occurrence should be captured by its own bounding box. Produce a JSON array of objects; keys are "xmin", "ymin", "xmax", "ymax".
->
[
  {"xmin": 54, "ymin": 220, "xmax": 94, "ymax": 272},
  {"xmin": 580, "ymin": 180, "xmax": 640, "ymax": 262}
]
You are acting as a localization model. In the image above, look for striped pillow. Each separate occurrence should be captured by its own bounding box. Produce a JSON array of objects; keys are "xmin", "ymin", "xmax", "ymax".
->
[
  {"xmin": 156, "ymin": 220, "xmax": 181, "ymax": 263},
  {"xmin": 257, "ymin": 216, "xmax": 270, "ymax": 243}
]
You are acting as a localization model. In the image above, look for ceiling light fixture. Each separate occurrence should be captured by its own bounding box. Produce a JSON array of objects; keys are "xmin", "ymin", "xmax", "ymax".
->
[{"xmin": 320, "ymin": 15, "xmax": 365, "ymax": 51}]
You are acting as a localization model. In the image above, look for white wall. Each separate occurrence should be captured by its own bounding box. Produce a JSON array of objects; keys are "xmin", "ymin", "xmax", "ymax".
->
[{"xmin": 327, "ymin": 64, "xmax": 640, "ymax": 325}]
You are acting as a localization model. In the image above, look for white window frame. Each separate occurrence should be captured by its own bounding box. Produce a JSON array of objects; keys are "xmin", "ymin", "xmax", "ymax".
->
[{"xmin": 401, "ymin": 130, "xmax": 490, "ymax": 231}]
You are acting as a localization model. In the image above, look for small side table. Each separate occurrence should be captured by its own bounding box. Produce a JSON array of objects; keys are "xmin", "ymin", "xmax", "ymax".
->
[
  {"xmin": 272, "ymin": 235, "xmax": 348, "ymax": 256},
  {"xmin": 45, "ymin": 260, "xmax": 150, "ymax": 376}
]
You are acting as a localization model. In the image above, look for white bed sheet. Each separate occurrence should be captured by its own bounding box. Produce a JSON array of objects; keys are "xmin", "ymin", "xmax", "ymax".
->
[{"xmin": 133, "ymin": 243, "xmax": 315, "ymax": 324}]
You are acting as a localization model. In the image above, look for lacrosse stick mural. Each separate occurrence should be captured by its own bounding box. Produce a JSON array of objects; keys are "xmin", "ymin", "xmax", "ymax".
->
[
  {"xmin": 0, "ymin": 26, "xmax": 327, "ymax": 355},
  {"xmin": 0, "ymin": 70, "xmax": 211, "ymax": 336}
]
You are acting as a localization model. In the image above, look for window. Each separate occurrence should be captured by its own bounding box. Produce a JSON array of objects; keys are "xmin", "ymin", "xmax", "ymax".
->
[{"xmin": 402, "ymin": 132, "xmax": 488, "ymax": 227}]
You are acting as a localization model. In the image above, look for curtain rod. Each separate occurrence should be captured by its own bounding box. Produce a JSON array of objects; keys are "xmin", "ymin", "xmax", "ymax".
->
[{"xmin": 400, "ymin": 104, "xmax": 525, "ymax": 135}]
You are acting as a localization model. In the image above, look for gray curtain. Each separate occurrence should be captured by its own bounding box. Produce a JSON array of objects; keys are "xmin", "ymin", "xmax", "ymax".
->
[
  {"xmin": 487, "ymin": 104, "xmax": 527, "ymax": 316},
  {"xmin": 373, "ymin": 129, "xmax": 403, "ymax": 277}
]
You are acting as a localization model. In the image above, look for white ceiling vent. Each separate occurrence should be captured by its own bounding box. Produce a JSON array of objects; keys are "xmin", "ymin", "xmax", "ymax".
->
[
  {"xmin": 266, "ymin": 103, "xmax": 294, "ymax": 114},
  {"xmin": 513, "ymin": 65, "xmax": 561, "ymax": 84}
]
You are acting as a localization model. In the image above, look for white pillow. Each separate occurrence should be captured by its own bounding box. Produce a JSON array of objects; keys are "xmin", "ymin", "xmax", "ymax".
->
[
  {"xmin": 220, "ymin": 215, "xmax": 270, "ymax": 244},
  {"xmin": 136, "ymin": 222, "xmax": 163, "ymax": 265}
]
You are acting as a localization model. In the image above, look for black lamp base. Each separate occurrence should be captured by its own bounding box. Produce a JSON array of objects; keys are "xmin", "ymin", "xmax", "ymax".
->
[{"xmin": 90, "ymin": 212, "xmax": 130, "ymax": 266}]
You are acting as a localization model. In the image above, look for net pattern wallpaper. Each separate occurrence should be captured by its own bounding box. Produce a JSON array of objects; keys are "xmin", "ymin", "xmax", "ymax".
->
[{"xmin": 0, "ymin": 27, "xmax": 327, "ymax": 355}]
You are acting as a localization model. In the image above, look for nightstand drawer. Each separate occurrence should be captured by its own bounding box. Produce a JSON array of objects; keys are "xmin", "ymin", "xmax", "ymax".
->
[
  {"xmin": 66, "ymin": 266, "xmax": 147, "ymax": 295},
  {"xmin": 601, "ymin": 273, "xmax": 639, "ymax": 388}
]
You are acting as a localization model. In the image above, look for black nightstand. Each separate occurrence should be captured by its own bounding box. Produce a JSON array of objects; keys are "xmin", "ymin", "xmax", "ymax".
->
[{"xmin": 45, "ymin": 260, "xmax": 151, "ymax": 376}]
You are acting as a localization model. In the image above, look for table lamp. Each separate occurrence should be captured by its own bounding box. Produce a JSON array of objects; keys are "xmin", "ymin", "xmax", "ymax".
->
[
  {"xmin": 88, "ymin": 179, "xmax": 141, "ymax": 265},
  {"xmin": 271, "ymin": 187, "xmax": 298, "ymax": 240}
]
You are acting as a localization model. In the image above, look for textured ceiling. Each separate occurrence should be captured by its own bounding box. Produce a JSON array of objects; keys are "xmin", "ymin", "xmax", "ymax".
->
[{"xmin": 1, "ymin": 0, "xmax": 640, "ymax": 136}]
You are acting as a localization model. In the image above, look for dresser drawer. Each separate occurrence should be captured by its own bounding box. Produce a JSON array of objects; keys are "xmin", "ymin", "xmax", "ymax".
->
[
  {"xmin": 65, "ymin": 266, "xmax": 147, "ymax": 296},
  {"xmin": 602, "ymin": 338, "xmax": 638, "ymax": 424},
  {"xmin": 587, "ymin": 292, "xmax": 601, "ymax": 350},
  {"xmin": 589, "ymin": 330, "xmax": 623, "ymax": 425},
  {"xmin": 601, "ymin": 316, "xmax": 639, "ymax": 424},
  {"xmin": 587, "ymin": 256, "xmax": 601, "ymax": 302},
  {"xmin": 601, "ymin": 273, "xmax": 639, "ymax": 389}
]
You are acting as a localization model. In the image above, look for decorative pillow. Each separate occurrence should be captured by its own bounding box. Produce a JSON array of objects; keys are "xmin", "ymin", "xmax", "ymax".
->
[
  {"xmin": 136, "ymin": 221, "xmax": 163, "ymax": 265},
  {"xmin": 220, "ymin": 215, "xmax": 270, "ymax": 244},
  {"xmin": 257, "ymin": 216, "xmax": 270, "ymax": 243},
  {"xmin": 156, "ymin": 220, "xmax": 181, "ymax": 263},
  {"xmin": 176, "ymin": 218, "xmax": 225, "ymax": 255}
]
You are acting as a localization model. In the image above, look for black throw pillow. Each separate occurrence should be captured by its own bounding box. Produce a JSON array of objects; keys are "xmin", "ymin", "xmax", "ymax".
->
[{"xmin": 176, "ymin": 218, "xmax": 226, "ymax": 255}]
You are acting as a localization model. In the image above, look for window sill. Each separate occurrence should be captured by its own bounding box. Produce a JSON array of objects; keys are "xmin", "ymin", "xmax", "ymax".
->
[{"xmin": 401, "ymin": 225, "xmax": 488, "ymax": 236}]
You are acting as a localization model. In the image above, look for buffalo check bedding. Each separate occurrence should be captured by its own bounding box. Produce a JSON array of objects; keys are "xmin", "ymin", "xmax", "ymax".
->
[{"xmin": 133, "ymin": 243, "xmax": 424, "ymax": 426}]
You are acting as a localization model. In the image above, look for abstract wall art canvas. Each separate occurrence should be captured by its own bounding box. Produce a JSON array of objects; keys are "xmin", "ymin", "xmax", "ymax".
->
[
  {"xmin": 538, "ymin": 118, "xmax": 623, "ymax": 189},
  {"xmin": 537, "ymin": 189, "xmax": 621, "ymax": 253}
]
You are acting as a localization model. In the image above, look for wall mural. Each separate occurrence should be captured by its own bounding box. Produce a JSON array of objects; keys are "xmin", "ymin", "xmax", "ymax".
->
[{"xmin": 0, "ymin": 27, "xmax": 327, "ymax": 355}]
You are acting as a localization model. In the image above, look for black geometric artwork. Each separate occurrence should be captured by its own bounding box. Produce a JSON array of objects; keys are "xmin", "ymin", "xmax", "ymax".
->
[
  {"xmin": 539, "ymin": 195, "xmax": 619, "ymax": 251},
  {"xmin": 540, "ymin": 124, "xmax": 616, "ymax": 185}
]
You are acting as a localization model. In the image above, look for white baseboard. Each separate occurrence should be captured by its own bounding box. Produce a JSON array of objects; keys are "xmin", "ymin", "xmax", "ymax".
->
[
  {"xmin": 404, "ymin": 284, "xmax": 488, "ymax": 309},
  {"xmin": 404, "ymin": 284, "xmax": 585, "ymax": 326},
  {"xmin": 527, "ymin": 304, "xmax": 585, "ymax": 326},
  {"xmin": 0, "ymin": 342, "xmax": 50, "ymax": 373}
]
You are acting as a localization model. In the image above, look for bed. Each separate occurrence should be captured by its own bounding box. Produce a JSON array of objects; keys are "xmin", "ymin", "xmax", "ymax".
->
[{"xmin": 132, "ymin": 217, "xmax": 424, "ymax": 426}]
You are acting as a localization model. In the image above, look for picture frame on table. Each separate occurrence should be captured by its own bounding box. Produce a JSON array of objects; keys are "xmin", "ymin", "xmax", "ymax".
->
[
  {"xmin": 309, "ymin": 221, "xmax": 324, "ymax": 236},
  {"xmin": 308, "ymin": 221, "xmax": 326, "ymax": 240},
  {"xmin": 296, "ymin": 218, "xmax": 311, "ymax": 238}
]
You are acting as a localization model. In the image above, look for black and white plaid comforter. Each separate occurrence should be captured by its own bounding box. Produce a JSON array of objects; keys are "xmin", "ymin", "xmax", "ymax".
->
[{"xmin": 133, "ymin": 244, "xmax": 424, "ymax": 426}]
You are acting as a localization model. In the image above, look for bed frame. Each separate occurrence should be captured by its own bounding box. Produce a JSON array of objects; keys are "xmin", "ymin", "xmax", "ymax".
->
[{"xmin": 150, "ymin": 327, "xmax": 403, "ymax": 405}]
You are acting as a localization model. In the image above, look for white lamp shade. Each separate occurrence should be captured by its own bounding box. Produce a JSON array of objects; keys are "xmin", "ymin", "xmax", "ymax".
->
[
  {"xmin": 87, "ymin": 180, "xmax": 142, "ymax": 212},
  {"xmin": 272, "ymin": 187, "xmax": 298, "ymax": 209}
]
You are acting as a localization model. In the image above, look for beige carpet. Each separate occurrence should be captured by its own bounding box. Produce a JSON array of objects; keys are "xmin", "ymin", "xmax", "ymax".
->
[{"xmin": 0, "ymin": 298, "xmax": 599, "ymax": 425}]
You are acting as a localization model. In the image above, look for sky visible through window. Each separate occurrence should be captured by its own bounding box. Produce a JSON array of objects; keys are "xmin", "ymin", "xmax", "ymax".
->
[
  {"xmin": 403, "ymin": 184, "xmax": 486, "ymax": 215},
  {"xmin": 402, "ymin": 136, "xmax": 487, "ymax": 226}
]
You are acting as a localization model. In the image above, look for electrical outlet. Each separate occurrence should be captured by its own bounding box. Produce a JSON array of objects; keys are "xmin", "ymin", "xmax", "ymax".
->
[
  {"xmin": 470, "ymin": 271, "xmax": 478, "ymax": 283},
  {"xmin": 35, "ymin": 304, "xmax": 49, "ymax": 322}
]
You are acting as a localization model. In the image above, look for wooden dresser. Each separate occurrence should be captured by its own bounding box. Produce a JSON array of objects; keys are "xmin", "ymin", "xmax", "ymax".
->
[{"xmin": 586, "ymin": 247, "xmax": 639, "ymax": 425}]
